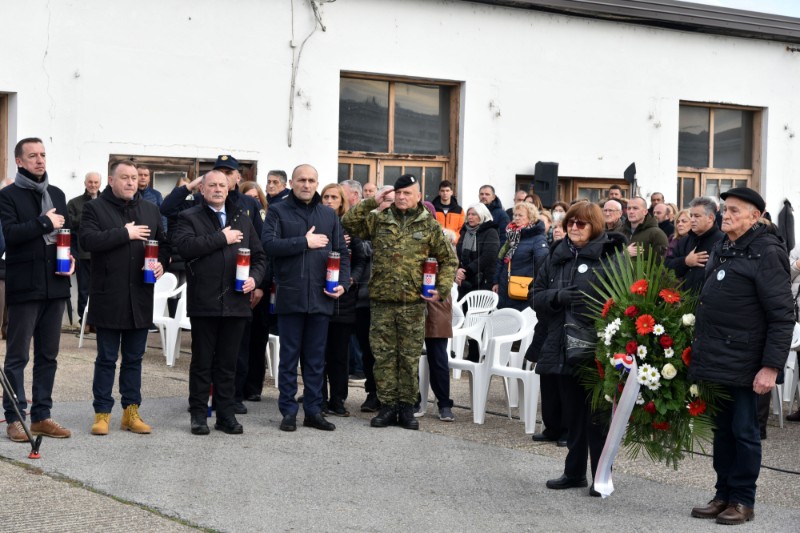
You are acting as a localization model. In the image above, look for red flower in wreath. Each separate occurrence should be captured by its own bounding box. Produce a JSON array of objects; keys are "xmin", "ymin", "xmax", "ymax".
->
[
  {"xmin": 652, "ymin": 421, "xmax": 671, "ymax": 431},
  {"xmin": 635, "ymin": 314, "xmax": 656, "ymax": 335},
  {"xmin": 659, "ymin": 335, "xmax": 674, "ymax": 349},
  {"xmin": 624, "ymin": 305, "xmax": 639, "ymax": 318},
  {"xmin": 630, "ymin": 279, "xmax": 648, "ymax": 295},
  {"xmin": 601, "ymin": 298, "xmax": 614, "ymax": 318},
  {"xmin": 625, "ymin": 340, "xmax": 638, "ymax": 354},
  {"xmin": 682, "ymin": 346, "xmax": 692, "ymax": 367},
  {"xmin": 659, "ymin": 288, "xmax": 681, "ymax": 304},
  {"xmin": 617, "ymin": 382, "xmax": 624, "ymax": 393},
  {"xmin": 595, "ymin": 358, "xmax": 605, "ymax": 378},
  {"xmin": 688, "ymin": 399, "xmax": 707, "ymax": 417},
  {"xmin": 643, "ymin": 401, "xmax": 656, "ymax": 414}
]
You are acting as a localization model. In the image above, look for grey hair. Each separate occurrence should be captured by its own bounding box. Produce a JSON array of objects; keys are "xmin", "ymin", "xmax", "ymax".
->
[
  {"xmin": 466, "ymin": 202, "xmax": 493, "ymax": 224},
  {"xmin": 689, "ymin": 196, "xmax": 717, "ymax": 217},
  {"xmin": 341, "ymin": 180, "xmax": 362, "ymax": 197}
]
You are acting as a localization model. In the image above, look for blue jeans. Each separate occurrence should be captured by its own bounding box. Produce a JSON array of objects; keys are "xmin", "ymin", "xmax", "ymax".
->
[
  {"xmin": 713, "ymin": 385, "xmax": 761, "ymax": 508},
  {"xmin": 92, "ymin": 328, "xmax": 148, "ymax": 413},
  {"xmin": 277, "ymin": 313, "xmax": 329, "ymax": 417}
]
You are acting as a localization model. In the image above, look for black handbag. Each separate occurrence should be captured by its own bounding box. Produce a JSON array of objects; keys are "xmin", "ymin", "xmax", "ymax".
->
[{"xmin": 564, "ymin": 320, "xmax": 597, "ymax": 363}]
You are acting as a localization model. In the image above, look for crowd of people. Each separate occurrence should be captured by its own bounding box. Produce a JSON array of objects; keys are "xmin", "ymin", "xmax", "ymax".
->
[{"xmin": 1, "ymin": 136, "xmax": 798, "ymax": 526}]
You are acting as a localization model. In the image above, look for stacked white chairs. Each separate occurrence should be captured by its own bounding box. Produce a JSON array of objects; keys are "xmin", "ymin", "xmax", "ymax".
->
[
  {"xmin": 451, "ymin": 290, "xmax": 498, "ymax": 379},
  {"xmin": 152, "ymin": 283, "xmax": 188, "ymax": 367},
  {"xmin": 449, "ymin": 308, "xmax": 525, "ymax": 425},
  {"xmin": 78, "ymin": 296, "xmax": 91, "ymax": 349},
  {"xmin": 267, "ymin": 334, "xmax": 281, "ymax": 388},
  {"xmin": 483, "ymin": 309, "xmax": 539, "ymax": 433},
  {"xmin": 770, "ymin": 322, "xmax": 800, "ymax": 428},
  {"xmin": 506, "ymin": 306, "xmax": 537, "ymax": 408}
]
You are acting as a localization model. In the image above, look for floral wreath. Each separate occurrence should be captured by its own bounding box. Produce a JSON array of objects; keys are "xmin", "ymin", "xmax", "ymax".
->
[{"xmin": 583, "ymin": 250, "xmax": 725, "ymax": 468}]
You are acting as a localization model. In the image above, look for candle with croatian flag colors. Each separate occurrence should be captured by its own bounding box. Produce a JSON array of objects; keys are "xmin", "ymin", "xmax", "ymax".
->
[
  {"xmin": 143, "ymin": 240, "xmax": 158, "ymax": 284},
  {"xmin": 56, "ymin": 229, "xmax": 71, "ymax": 274},
  {"xmin": 326, "ymin": 251, "xmax": 341, "ymax": 292},
  {"xmin": 422, "ymin": 257, "xmax": 437, "ymax": 297},
  {"xmin": 269, "ymin": 281, "xmax": 277, "ymax": 314},
  {"xmin": 235, "ymin": 248, "xmax": 250, "ymax": 292}
]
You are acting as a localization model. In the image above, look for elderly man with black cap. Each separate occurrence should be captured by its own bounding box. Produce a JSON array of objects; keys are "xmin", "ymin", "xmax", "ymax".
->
[
  {"xmin": 689, "ymin": 187, "xmax": 794, "ymax": 526},
  {"xmin": 343, "ymin": 174, "xmax": 456, "ymax": 430}
]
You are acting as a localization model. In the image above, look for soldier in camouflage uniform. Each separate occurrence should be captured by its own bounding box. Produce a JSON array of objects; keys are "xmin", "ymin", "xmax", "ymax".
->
[{"xmin": 343, "ymin": 174, "xmax": 457, "ymax": 430}]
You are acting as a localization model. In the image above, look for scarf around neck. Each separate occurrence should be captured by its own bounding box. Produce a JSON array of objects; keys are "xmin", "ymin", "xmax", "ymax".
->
[
  {"xmin": 462, "ymin": 224, "xmax": 480, "ymax": 253},
  {"xmin": 15, "ymin": 169, "xmax": 56, "ymax": 244},
  {"xmin": 501, "ymin": 221, "xmax": 534, "ymax": 262}
]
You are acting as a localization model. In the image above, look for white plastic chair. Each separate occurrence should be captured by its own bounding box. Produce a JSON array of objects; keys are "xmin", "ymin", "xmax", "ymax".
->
[
  {"xmin": 418, "ymin": 305, "xmax": 465, "ymax": 414},
  {"xmin": 449, "ymin": 308, "xmax": 524, "ymax": 425},
  {"xmin": 152, "ymin": 284, "xmax": 188, "ymax": 366},
  {"xmin": 507, "ymin": 307, "xmax": 537, "ymax": 408},
  {"xmin": 457, "ymin": 290, "xmax": 499, "ymax": 316},
  {"xmin": 483, "ymin": 309, "xmax": 539, "ymax": 433},
  {"xmin": 78, "ymin": 296, "xmax": 90, "ymax": 348},
  {"xmin": 267, "ymin": 334, "xmax": 281, "ymax": 388},
  {"xmin": 450, "ymin": 313, "xmax": 491, "ymax": 380},
  {"xmin": 152, "ymin": 273, "xmax": 178, "ymax": 348}
]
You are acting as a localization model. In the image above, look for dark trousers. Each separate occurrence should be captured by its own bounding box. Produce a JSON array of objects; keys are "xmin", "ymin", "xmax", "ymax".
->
[
  {"xmin": 560, "ymin": 372, "xmax": 607, "ymax": 481},
  {"xmin": 713, "ymin": 386, "xmax": 761, "ymax": 508},
  {"xmin": 76, "ymin": 259, "xmax": 91, "ymax": 322},
  {"xmin": 539, "ymin": 373, "xmax": 567, "ymax": 439},
  {"xmin": 93, "ymin": 327, "xmax": 148, "ymax": 413},
  {"xmin": 324, "ymin": 321, "xmax": 353, "ymax": 407},
  {"xmin": 234, "ymin": 318, "xmax": 253, "ymax": 403},
  {"xmin": 244, "ymin": 300, "xmax": 271, "ymax": 397},
  {"xmin": 189, "ymin": 317, "xmax": 247, "ymax": 420},
  {"xmin": 423, "ymin": 338, "xmax": 453, "ymax": 408},
  {"xmin": 277, "ymin": 313, "xmax": 329, "ymax": 417},
  {"xmin": 354, "ymin": 307, "xmax": 376, "ymax": 394},
  {"xmin": 2, "ymin": 299, "xmax": 65, "ymax": 423}
]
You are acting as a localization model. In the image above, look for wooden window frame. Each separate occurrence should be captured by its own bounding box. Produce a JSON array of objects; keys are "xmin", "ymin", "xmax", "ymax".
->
[{"xmin": 338, "ymin": 72, "xmax": 460, "ymax": 196}]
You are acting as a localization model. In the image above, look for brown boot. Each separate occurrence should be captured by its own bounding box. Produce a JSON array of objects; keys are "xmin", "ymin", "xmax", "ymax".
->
[
  {"xmin": 91, "ymin": 413, "xmax": 110, "ymax": 435},
  {"xmin": 121, "ymin": 404, "xmax": 151, "ymax": 434},
  {"xmin": 691, "ymin": 499, "xmax": 728, "ymax": 519},
  {"xmin": 30, "ymin": 418, "xmax": 72, "ymax": 438},
  {"xmin": 6, "ymin": 421, "xmax": 29, "ymax": 443},
  {"xmin": 716, "ymin": 503, "xmax": 754, "ymax": 525}
]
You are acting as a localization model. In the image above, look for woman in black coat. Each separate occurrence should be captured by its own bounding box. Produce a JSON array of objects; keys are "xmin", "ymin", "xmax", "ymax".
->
[{"xmin": 533, "ymin": 201, "xmax": 626, "ymax": 496}]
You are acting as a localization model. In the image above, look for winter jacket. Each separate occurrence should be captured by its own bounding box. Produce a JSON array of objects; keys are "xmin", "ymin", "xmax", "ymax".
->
[
  {"xmin": 267, "ymin": 189, "xmax": 290, "ymax": 206},
  {"xmin": 342, "ymin": 199, "xmax": 456, "ymax": 304},
  {"xmin": 174, "ymin": 197, "xmax": 266, "ymax": 318},
  {"xmin": 431, "ymin": 195, "xmax": 465, "ymax": 241},
  {"xmin": 486, "ymin": 197, "xmax": 510, "ymax": 236},
  {"xmin": 0, "ymin": 177, "xmax": 72, "ymax": 305},
  {"xmin": 67, "ymin": 190, "xmax": 96, "ymax": 260},
  {"xmin": 664, "ymin": 226, "xmax": 724, "ymax": 294},
  {"xmin": 330, "ymin": 227, "xmax": 367, "ymax": 324},
  {"xmin": 621, "ymin": 213, "xmax": 669, "ymax": 259},
  {"xmin": 262, "ymin": 191, "xmax": 349, "ymax": 316},
  {"xmin": 533, "ymin": 232, "xmax": 628, "ymax": 376},
  {"xmin": 690, "ymin": 224, "xmax": 794, "ymax": 387},
  {"xmin": 456, "ymin": 221, "xmax": 499, "ymax": 294},
  {"xmin": 80, "ymin": 187, "xmax": 171, "ymax": 329},
  {"xmin": 494, "ymin": 220, "xmax": 550, "ymax": 311},
  {"xmin": 139, "ymin": 186, "xmax": 167, "ymax": 234}
]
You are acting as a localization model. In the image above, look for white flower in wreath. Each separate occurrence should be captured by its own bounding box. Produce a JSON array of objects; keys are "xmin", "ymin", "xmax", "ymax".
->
[
  {"xmin": 646, "ymin": 380, "xmax": 662, "ymax": 391},
  {"xmin": 646, "ymin": 366, "xmax": 660, "ymax": 384},
  {"xmin": 689, "ymin": 384, "xmax": 699, "ymax": 397},
  {"xmin": 652, "ymin": 324, "xmax": 665, "ymax": 336},
  {"xmin": 664, "ymin": 347, "xmax": 674, "ymax": 358},
  {"xmin": 637, "ymin": 345, "xmax": 648, "ymax": 359},
  {"xmin": 682, "ymin": 313, "xmax": 696, "ymax": 327},
  {"xmin": 604, "ymin": 394, "xmax": 614, "ymax": 403},
  {"xmin": 635, "ymin": 393, "xmax": 645, "ymax": 405},
  {"xmin": 661, "ymin": 363, "xmax": 677, "ymax": 380},
  {"xmin": 637, "ymin": 364, "xmax": 653, "ymax": 385}
]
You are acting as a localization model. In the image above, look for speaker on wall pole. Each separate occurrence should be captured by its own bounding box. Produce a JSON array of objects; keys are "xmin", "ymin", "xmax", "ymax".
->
[{"xmin": 533, "ymin": 161, "xmax": 559, "ymax": 208}]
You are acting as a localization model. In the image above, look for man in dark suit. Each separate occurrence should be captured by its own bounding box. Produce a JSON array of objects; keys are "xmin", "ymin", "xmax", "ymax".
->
[
  {"xmin": 81, "ymin": 160, "xmax": 170, "ymax": 436},
  {"xmin": 0, "ymin": 137, "xmax": 74, "ymax": 442},
  {"xmin": 263, "ymin": 164, "xmax": 349, "ymax": 433},
  {"xmin": 664, "ymin": 196, "xmax": 724, "ymax": 293},
  {"xmin": 174, "ymin": 170, "xmax": 266, "ymax": 436}
]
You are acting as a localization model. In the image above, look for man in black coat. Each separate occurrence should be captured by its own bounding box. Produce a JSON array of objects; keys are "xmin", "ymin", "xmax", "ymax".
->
[
  {"xmin": 664, "ymin": 196, "xmax": 724, "ymax": 293},
  {"xmin": 81, "ymin": 161, "xmax": 170, "ymax": 436},
  {"xmin": 174, "ymin": 170, "xmax": 266, "ymax": 436},
  {"xmin": 262, "ymin": 164, "xmax": 349, "ymax": 433},
  {"xmin": 690, "ymin": 188, "xmax": 794, "ymax": 525},
  {"xmin": 0, "ymin": 137, "xmax": 74, "ymax": 442}
]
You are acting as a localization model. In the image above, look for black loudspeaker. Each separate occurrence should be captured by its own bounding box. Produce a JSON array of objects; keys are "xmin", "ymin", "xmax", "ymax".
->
[
  {"xmin": 533, "ymin": 162, "xmax": 559, "ymax": 208},
  {"xmin": 623, "ymin": 162, "xmax": 636, "ymax": 185}
]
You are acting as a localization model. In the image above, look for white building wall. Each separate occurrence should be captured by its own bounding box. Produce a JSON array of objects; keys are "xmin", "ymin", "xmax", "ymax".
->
[{"xmin": 1, "ymin": 0, "xmax": 799, "ymax": 216}]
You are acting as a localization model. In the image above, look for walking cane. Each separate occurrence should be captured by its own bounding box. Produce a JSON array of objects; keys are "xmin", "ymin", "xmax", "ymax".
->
[{"xmin": 0, "ymin": 366, "xmax": 43, "ymax": 459}]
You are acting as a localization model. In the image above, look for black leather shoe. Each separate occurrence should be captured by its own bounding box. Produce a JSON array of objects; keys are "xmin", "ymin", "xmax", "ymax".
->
[
  {"xmin": 190, "ymin": 416, "xmax": 209, "ymax": 435},
  {"xmin": 328, "ymin": 404, "xmax": 350, "ymax": 417},
  {"xmin": 546, "ymin": 475, "xmax": 588, "ymax": 490},
  {"xmin": 303, "ymin": 412, "xmax": 336, "ymax": 431},
  {"xmin": 233, "ymin": 402, "xmax": 248, "ymax": 415},
  {"xmin": 370, "ymin": 404, "xmax": 398, "ymax": 427},
  {"xmin": 532, "ymin": 432, "xmax": 558, "ymax": 442},
  {"xmin": 787, "ymin": 409, "xmax": 800, "ymax": 422},
  {"xmin": 691, "ymin": 499, "xmax": 728, "ymax": 519},
  {"xmin": 589, "ymin": 485, "xmax": 601, "ymax": 497},
  {"xmin": 214, "ymin": 417, "xmax": 243, "ymax": 434},
  {"xmin": 280, "ymin": 414, "xmax": 297, "ymax": 432},
  {"xmin": 245, "ymin": 394, "xmax": 261, "ymax": 402},
  {"xmin": 361, "ymin": 393, "xmax": 381, "ymax": 413},
  {"xmin": 398, "ymin": 403, "xmax": 419, "ymax": 430},
  {"xmin": 557, "ymin": 437, "xmax": 568, "ymax": 447},
  {"xmin": 716, "ymin": 503, "xmax": 754, "ymax": 525}
]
